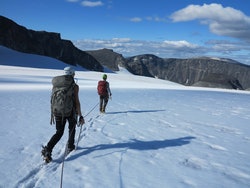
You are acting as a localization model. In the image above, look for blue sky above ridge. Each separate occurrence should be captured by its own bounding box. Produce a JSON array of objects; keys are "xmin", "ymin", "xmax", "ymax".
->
[{"xmin": 1, "ymin": 0, "xmax": 250, "ymax": 64}]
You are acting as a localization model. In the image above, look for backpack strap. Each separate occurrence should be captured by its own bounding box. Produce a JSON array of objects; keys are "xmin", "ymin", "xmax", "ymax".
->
[{"xmin": 50, "ymin": 113, "xmax": 55, "ymax": 125}]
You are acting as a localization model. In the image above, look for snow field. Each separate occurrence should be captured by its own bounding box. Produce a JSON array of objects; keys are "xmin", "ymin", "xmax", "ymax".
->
[{"xmin": 0, "ymin": 64, "xmax": 250, "ymax": 188}]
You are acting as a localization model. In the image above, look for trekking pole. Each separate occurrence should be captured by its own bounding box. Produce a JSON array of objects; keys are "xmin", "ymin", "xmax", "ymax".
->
[
  {"xmin": 75, "ymin": 102, "xmax": 99, "ymax": 150},
  {"xmin": 75, "ymin": 122, "xmax": 83, "ymax": 150},
  {"xmin": 60, "ymin": 123, "xmax": 76, "ymax": 188}
]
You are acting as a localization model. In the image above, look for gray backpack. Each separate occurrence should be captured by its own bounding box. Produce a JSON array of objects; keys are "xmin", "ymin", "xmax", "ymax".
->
[{"xmin": 50, "ymin": 75, "xmax": 75, "ymax": 123}]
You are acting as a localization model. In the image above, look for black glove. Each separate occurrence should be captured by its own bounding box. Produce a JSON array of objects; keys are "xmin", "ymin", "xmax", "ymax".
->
[{"xmin": 78, "ymin": 116, "xmax": 85, "ymax": 126}]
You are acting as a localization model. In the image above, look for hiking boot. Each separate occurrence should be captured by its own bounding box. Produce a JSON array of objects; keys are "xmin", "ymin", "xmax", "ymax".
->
[
  {"xmin": 100, "ymin": 108, "xmax": 103, "ymax": 113},
  {"xmin": 41, "ymin": 146, "xmax": 52, "ymax": 163},
  {"xmin": 68, "ymin": 145, "xmax": 75, "ymax": 153}
]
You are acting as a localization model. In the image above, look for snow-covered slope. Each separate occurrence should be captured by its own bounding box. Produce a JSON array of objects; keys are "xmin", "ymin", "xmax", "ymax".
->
[
  {"xmin": 0, "ymin": 48, "xmax": 250, "ymax": 188},
  {"xmin": 0, "ymin": 45, "xmax": 84, "ymax": 70}
]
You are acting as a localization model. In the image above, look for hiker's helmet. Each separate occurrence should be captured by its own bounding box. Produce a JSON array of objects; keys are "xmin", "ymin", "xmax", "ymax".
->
[
  {"xmin": 64, "ymin": 67, "xmax": 75, "ymax": 76},
  {"xmin": 103, "ymin": 74, "xmax": 107, "ymax": 80}
]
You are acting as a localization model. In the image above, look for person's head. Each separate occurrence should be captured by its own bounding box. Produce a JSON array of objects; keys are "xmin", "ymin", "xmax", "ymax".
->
[
  {"xmin": 102, "ymin": 74, "xmax": 107, "ymax": 80},
  {"xmin": 64, "ymin": 66, "xmax": 75, "ymax": 77}
]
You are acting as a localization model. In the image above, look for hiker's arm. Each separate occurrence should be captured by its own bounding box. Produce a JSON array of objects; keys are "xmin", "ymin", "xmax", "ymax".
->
[
  {"xmin": 74, "ymin": 85, "xmax": 82, "ymax": 117},
  {"xmin": 75, "ymin": 85, "xmax": 85, "ymax": 125},
  {"xmin": 107, "ymin": 82, "xmax": 112, "ymax": 96}
]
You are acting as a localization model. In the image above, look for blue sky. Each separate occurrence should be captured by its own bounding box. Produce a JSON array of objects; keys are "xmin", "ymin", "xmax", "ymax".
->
[{"xmin": 1, "ymin": 0, "xmax": 250, "ymax": 64}]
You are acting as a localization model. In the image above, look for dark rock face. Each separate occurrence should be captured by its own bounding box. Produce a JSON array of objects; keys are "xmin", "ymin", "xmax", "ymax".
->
[
  {"xmin": 124, "ymin": 55, "xmax": 250, "ymax": 90},
  {"xmin": 86, "ymin": 48, "xmax": 125, "ymax": 71},
  {"xmin": 0, "ymin": 16, "xmax": 103, "ymax": 71},
  {"xmin": 124, "ymin": 54, "xmax": 165, "ymax": 77},
  {"xmin": 193, "ymin": 73, "xmax": 243, "ymax": 90}
]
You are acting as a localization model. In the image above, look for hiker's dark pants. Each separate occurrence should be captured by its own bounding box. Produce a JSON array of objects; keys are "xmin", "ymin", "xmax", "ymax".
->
[
  {"xmin": 99, "ymin": 95, "xmax": 109, "ymax": 111},
  {"xmin": 47, "ymin": 115, "xmax": 76, "ymax": 152}
]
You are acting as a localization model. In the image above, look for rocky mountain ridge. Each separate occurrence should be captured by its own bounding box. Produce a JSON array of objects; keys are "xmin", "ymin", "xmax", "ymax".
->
[
  {"xmin": 1, "ymin": 15, "xmax": 250, "ymax": 90},
  {"xmin": 88, "ymin": 50, "xmax": 250, "ymax": 90},
  {"xmin": 127, "ymin": 55, "xmax": 250, "ymax": 89},
  {"xmin": 0, "ymin": 16, "xmax": 103, "ymax": 71}
]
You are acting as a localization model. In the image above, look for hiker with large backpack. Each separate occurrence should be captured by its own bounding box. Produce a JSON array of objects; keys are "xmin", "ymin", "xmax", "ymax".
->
[
  {"xmin": 97, "ymin": 74, "xmax": 112, "ymax": 113},
  {"xmin": 41, "ymin": 67, "xmax": 85, "ymax": 163}
]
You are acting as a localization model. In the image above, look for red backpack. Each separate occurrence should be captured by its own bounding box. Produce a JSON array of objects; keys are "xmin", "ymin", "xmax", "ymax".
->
[{"xmin": 98, "ymin": 80, "xmax": 107, "ymax": 95}]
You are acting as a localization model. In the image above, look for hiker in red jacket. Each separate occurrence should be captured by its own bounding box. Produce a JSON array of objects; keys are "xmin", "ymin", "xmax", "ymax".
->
[{"xmin": 97, "ymin": 74, "xmax": 112, "ymax": 113}]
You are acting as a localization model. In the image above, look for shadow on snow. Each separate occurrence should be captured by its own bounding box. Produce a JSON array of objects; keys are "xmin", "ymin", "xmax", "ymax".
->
[
  {"xmin": 106, "ymin": 109, "xmax": 166, "ymax": 115},
  {"xmin": 67, "ymin": 136, "xmax": 196, "ymax": 161}
]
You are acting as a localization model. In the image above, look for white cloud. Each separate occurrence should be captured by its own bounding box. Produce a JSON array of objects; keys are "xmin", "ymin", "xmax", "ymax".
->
[
  {"xmin": 206, "ymin": 40, "xmax": 250, "ymax": 54},
  {"xmin": 129, "ymin": 16, "xmax": 166, "ymax": 23},
  {"xmin": 162, "ymin": 40, "xmax": 198, "ymax": 48},
  {"xmin": 170, "ymin": 3, "xmax": 250, "ymax": 41},
  {"xmin": 81, "ymin": 1, "xmax": 103, "ymax": 7},
  {"xmin": 74, "ymin": 38, "xmax": 203, "ymax": 57},
  {"xmin": 66, "ymin": 0, "xmax": 79, "ymax": 2},
  {"xmin": 73, "ymin": 38, "xmax": 249, "ymax": 64},
  {"xmin": 145, "ymin": 16, "xmax": 166, "ymax": 22},
  {"xmin": 130, "ymin": 17, "xmax": 142, "ymax": 22},
  {"xmin": 112, "ymin": 38, "xmax": 132, "ymax": 42}
]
